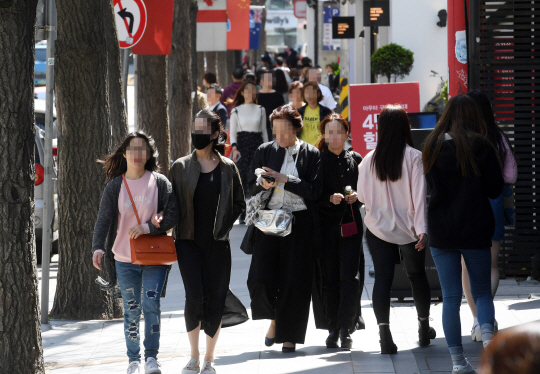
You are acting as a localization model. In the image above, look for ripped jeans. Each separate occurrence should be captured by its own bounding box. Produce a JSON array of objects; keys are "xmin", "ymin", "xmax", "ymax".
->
[{"xmin": 115, "ymin": 260, "xmax": 168, "ymax": 363}]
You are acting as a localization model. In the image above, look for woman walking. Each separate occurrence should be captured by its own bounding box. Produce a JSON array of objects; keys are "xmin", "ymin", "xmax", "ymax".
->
[
  {"xmin": 229, "ymin": 81, "xmax": 269, "ymax": 202},
  {"xmin": 257, "ymin": 71, "xmax": 286, "ymax": 140},
  {"xmin": 297, "ymin": 82, "xmax": 332, "ymax": 146},
  {"xmin": 357, "ymin": 105, "xmax": 436, "ymax": 354},
  {"xmin": 247, "ymin": 104, "xmax": 323, "ymax": 352},
  {"xmin": 313, "ymin": 113, "xmax": 365, "ymax": 349},
  {"xmin": 462, "ymin": 90, "xmax": 518, "ymax": 341},
  {"xmin": 422, "ymin": 95, "xmax": 504, "ymax": 374},
  {"xmin": 170, "ymin": 109, "xmax": 247, "ymax": 374},
  {"xmin": 92, "ymin": 132, "xmax": 179, "ymax": 374},
  {"xmin": 288, "ymin": 81, "xmax": 304, "ymax": 110}
]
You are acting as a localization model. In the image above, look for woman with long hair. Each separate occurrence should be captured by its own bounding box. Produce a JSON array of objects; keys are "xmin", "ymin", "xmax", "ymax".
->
[
  {"xmin": 357, "ymin": 105, "xmax": 436, "ymax": 354},
  {"xmin": 92, "ymin": 131, "xmax": 179, "ymax": 374},
  {"xmin": 462, "ymin": 90, "xmax": 518, "ymax": 341},
  {"xmin": 170, "ymin": 109, "xmax": 247, "ymax": 374},
  {"xmin": 257, "ymin": 70, "xmax": 286, "ymax": 140},
  {"xmin": 422, "ymin": 95, "xmax": 504, "ymax": 374},
  {"xmin": 273, "ymin": 68, "xmax": 290, "ymax": 103},
  {"xmin": 312, "ymin": 113, "xmax": 365, "ymax": 349},
  {"xmin": 288, "ymin": 81, "xmax": 304, "ymax": 110},
  {"xmin": 246, "ymin": 104, "xmax": 323, "ymax": 353},
  {"xmin": 228, "ymin": 81, "xmax": 269, "ymax": 206},
  {"xmin": 297, "ymin": 81, "xmax": 332, "ymax": 146}
]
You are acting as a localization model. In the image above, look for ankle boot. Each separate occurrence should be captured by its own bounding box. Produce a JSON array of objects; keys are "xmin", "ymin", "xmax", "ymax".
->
[
  {"xmin": 326, "ymin": 329, "xmax": 339, "ymax": 348},
  {"xmin": 379, "ymin": 325, "xmax": 398, "ymax": 354},
  {"xmin": 340, "ymin": 328, "xmax": 353, "ymax": 350},
  {"xmin": 418, "ymin": 318, "xmax": 437, "ymax": 347}
]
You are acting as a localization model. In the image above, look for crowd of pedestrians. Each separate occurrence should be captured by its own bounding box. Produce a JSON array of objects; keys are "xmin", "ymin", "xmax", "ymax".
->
[{"xmin": 92, "ymin": 49, "xmax": 521, "ymax": 374}]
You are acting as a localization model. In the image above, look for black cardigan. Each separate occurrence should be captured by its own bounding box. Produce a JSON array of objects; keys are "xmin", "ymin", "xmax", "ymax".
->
[
  {"xmin": 425, "ymin": 138, "xmax": 504, "ymax": 250},
  {"xmin": 248, "ymin": 140, "xmax": 323, "ymax": 208}
]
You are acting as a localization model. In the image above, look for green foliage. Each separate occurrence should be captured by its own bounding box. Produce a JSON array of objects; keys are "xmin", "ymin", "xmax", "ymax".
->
[
  {"xmin": 331, "ymin": 62, "xmax": 340, "ymax": 76},
  {"xmin": 371, "ymin": 43, "xmax": 414, "ymax": 82},
  {"xmin": 440, "ymin": 80, "xmax": 449, "ymax": 104}
]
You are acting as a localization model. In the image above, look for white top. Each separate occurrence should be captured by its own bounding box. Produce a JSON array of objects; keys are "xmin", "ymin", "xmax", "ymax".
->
[
  {"xmin": 318, "ymin": 83, "xmax": 336, "ymax": 110},
  {"xmin": 267, "ymin": 140, "xmax": 307, "ymax": 212},
  {"xmin": 357, "ymin": 145, "xmax": 427, "ymax": 245},
  {"xmin": 230, "ymin": 104, "xmax": 268, "ymax": 145}
]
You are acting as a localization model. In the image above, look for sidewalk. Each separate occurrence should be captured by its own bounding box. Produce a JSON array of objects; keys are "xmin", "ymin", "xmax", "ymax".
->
[{"xmin": 40, "ymin": 223, "xmax": 540, "ymax": 374}]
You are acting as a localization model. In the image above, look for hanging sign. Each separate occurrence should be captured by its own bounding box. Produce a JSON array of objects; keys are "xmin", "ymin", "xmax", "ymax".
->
[{"xmin": 114, "ymin": 0, "xmax": 147, "ymax": 49}]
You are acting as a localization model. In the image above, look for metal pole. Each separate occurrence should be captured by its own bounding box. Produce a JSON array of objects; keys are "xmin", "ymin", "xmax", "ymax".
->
[
  {"xmin": 41, "ymin": 0, "xmax": 57, "ymax": 325},
  {"xmin": 134, "ymin": 54, "xmax": 138, "ymax": 131},
  {"xmin": 122, "ymin": 48, "xmax": 130, "ymax": 111}
]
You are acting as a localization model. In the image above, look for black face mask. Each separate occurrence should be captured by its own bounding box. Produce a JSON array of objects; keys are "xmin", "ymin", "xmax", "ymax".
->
[{"xmin": 191, "ymin": 133, "xmax": 214, "ymax": 150}]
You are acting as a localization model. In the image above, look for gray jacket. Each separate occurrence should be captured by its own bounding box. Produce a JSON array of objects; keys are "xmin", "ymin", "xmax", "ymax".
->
[
  {"xmin": 169, "ymin": 150, "xmax": 246, "ymax": 241},
  {"xmin": 92, "ymin": 172, "xmax": 179, "ymax": 296}
]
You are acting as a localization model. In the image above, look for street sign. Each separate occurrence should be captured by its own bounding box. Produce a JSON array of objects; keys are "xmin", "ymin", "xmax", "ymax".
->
[
  {"xmin": 332, "ymin": 16, "xmax": 355, "ymax": 39},
  {"xmin": 323, "ymin": 6, "xmax": 340, "ymax": 50},
  {"xmin": 294, "ymin": 0, "xmax": 306, "ymax": 19},
  {"xmin": 363, "ymin": 1, "xmax": 390, "ymax": 27},
  {"xmin": 114, "ymin": 0, "xmax": 147, "ymax": 49}
]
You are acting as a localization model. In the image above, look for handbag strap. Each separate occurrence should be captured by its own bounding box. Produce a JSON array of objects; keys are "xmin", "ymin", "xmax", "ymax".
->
[
  {"xmin": 340, "ymin": 202, "xmax": 356, "ymax": 224},
  {"xmin": 122, "ymin": 174, "xmax": 141, "ymax": 225}
]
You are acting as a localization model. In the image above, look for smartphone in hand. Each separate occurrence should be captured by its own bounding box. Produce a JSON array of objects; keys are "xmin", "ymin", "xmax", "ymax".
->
[{"xmin": 261, "ymin": 174, "xmax": 276, "ymax": 183}]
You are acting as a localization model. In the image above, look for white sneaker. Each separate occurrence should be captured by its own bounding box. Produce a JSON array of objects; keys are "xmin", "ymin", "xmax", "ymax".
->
[
  {"xmin": 471, "ymin": 322, "xmax": 482, "ymax": 342},
  {"xmin": 201, "ymin": 360, "xmax": 216, "ymax": 373},
  {"xmin": 452, "ymin": 358, "xmax": 477, "ymax": 374},
  {"xmin": 127, "ymin": 361, "xmax": 140, "ymax": 374},
  {"xmin": 182, "ymin": 358, "xmax": 201, "ymax": 374},
  {"xmin": 145, "ymin": 357, "xmax": 161, "ymax": 374}
]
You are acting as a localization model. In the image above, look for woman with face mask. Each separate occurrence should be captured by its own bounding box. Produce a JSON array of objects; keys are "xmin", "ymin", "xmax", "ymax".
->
[
  {"xmin": 246, "ymin": 104, "xmax": 323, "ymax": 353},
  {"xmin": 312, "ymin": 113, "xmax": 365, "ymax": 350},
  {"xmin": 169, "ymin": 109, "xmax": 248, "ymax": 374},
  {"xmin": 228, "ymin": 82, "xmax": 269, "ymax": 222},
  {"xmin": 92, "ymin": 132, "xmax": 180, "ymax": 374}
]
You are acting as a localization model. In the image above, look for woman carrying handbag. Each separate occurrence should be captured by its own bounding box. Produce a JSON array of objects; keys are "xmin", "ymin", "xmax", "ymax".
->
[
  {"xmin": 170, "ymin": 109, "xmax": 248, "ymax": 374},
  {"xmin": 246, "ymin": 104, "xmax": 323, "ymax": 353},
  {"xmin": 92, "ymin": 132, "xmax": 179, "ymax": 374},
  {"xmin": 312, "ymin": 113, "xmax": 365, "ymax": 350}
]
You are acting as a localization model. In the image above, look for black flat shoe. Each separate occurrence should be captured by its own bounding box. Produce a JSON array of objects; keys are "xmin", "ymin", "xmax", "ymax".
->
[
  {"xmin": 265, "ymin": 336, "xmax": 275, "ymax": 347},
  {"xmin": 282, "ymin": 344, "xmax": 296, "ymax": 353},
  {"xmin": 340, "ymin": 328, "xmax": 353, "ymax": 350},
  {"xmin": 326, "ymin": 330, "xmax": 339, "ymax": 348}
]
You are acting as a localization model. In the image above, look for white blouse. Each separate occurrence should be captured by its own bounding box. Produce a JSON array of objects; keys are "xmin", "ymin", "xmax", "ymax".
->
[
  {"xmin": 230, "ymin": 104, "xmax": 269, "ymax": 145},
  {"xmin": 267, "ymin": 140, "xmax": 307, "ymax": 212}
]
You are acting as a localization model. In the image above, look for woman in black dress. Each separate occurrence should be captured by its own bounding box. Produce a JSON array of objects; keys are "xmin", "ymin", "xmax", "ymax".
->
[
  {"xmin": 312, "ymin": 113, "xmax": 365, "ymax": 350},
  {"xmin": 246, "ymin": 104, "xmax": 323, "ymax": 353},
  {"xmin": 170, "ymin": 109, "xmax": 247, "ymax": 374},
  {"xmin": 257, "ymin": 71, "xmax": 286, "ymax": 140}
]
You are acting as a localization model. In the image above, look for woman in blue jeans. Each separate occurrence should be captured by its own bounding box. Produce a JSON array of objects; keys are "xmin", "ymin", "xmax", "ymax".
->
[
  {"xmin": 92, "ymin": 132, "xmax": 179, "ymax": 374},
  {"xmin": 422, "ymin": 95, "xmax": 504, "ymax": 374}
]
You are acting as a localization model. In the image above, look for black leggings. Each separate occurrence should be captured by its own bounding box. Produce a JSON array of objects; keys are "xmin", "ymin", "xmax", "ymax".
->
[{"xmin": 366, "ymin": 229, "xmax": 431, "ymax": 324}]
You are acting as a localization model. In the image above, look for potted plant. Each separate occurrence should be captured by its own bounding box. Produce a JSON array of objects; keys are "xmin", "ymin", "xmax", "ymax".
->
[{"xmin": 371, "ymin": 43, "xmax": 414, "ymax": 83}]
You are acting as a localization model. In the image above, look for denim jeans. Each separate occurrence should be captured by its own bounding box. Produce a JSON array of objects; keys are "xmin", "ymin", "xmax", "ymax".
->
[
  {"xmin": 430, "ymin": 247, "xmax": 495, "ymax": 348},
  {"xmin": 115, "ymin": 260, "xmax": 168, "ymax": 363}
]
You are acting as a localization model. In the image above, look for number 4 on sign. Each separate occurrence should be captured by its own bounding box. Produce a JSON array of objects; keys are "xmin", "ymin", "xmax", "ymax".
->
[{"xmin": 362, "ymin": 114, "xmax": 379, "ymax": 129}]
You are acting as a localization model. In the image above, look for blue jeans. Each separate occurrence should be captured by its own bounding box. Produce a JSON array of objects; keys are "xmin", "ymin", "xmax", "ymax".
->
[
  {"xmin": 115, "ymin": 261, "xmax": 168, "ymax": 363},
  {"xmin": 430, "ymin": 247, "xmax": 495, "ymax": 348}
]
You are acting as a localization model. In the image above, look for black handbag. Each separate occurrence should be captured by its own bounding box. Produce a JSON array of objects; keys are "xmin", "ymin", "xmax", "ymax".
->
[{"xmin": 240, "ymin": 224, "xmax": 257, "ymax": 255}]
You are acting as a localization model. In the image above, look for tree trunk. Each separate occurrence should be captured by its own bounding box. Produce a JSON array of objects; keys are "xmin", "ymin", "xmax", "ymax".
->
[
  {"xmin": 168, "ymin": 0, "xmax": 193, "ymax": 161},
  {"xmin": 0, "ymin": 1, "xmax": 45, "ymax": 372},
  {"xmin": 197, "ymin": 52, "xmax": 205, "ymax": 87},
  {"xmin": 137, "ymin": 55, "xmax": 171, "ymax": 176},
  {"xmin": 52, "ymin": 0, "xmax": 116, "ymax": 320},
  {"xmin": 206, "ymin": 52, "xmax": 217, "ymax": 77},
  {"xmin": 226, "ymin": 51, "xmax": 237, "ymax": 79},
  {"xmin": 103, "ymin": 0, "xmax": 128, "ymax": 149},
  {"xmin": 216, "ymin": 51, "xmax": 228, "ymax": 87}
]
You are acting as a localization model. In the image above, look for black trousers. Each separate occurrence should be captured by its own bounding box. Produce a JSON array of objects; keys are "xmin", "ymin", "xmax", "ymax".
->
[
  {"xmin": 176, "ymin": 239, "xmax": 231, "ymax": 338},
  {"xmin": 321, "ymin": 226, "xmax": 364, "ymax": 330},
  {"xmin": 247, "ymin": 210, "xmax": 313, "ymax": 344},
  {"xmin": 366, "ymin": 229, "xmax": 431, "ymax": 324}
]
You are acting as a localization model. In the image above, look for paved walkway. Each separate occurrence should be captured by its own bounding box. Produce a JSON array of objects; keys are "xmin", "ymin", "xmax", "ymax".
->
[{"xmin": 40, "ymin": 223, "xmax": 540, "ymax": 374}]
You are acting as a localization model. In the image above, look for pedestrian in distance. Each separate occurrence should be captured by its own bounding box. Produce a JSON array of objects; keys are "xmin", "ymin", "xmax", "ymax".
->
[
  {"xmin": 257, "ymin": 70, "xmax": 286, "ymax": 140},
  {"xmin": 288, "ymin": 81, "xmax": 304, "ymax": 110},
  {"xmin": 228, "ymin": 81, "xmax": 269, "ymax": 208},
  {"xmin": 306, "ymin": 67, "xmax": 336, "ymax": 110},
  {"xmin": 461, "ymin": 90, "xmax": 518, "ymax": 342},
  {"xmin": 203, "ymin": 72, "xmax": 217, "ymax": 90},
  {"xmin": 297, "ymin": 82, "xmax": 332, "ymax": 146},
  {"xmin": 357, "ymin": 105, "xmax": 436, "ymax": 355},
  {"xmin": 92, "ymin": 131, "xmax": 180, "ymax": 374},
  {"xmin": 170, "ymin": 109, "xmax": 248, "ymax": 374},
  {"xmin": 207, "ymin": 84, "xmax": 228, "ymax": 131},
  {"xmin": 274, "ymin": 68, "xmax": 291, "ymax": 103},
  {"xmin": 312, "ymin": 113, "xmax": 365, "ymax": 350},
  {"xmin": 246, "ymin": 104, "xmax": 323, "ymax": 353},
  {"xmin": 221, "ymin": 67, "xmax": 245, "ymax": 116},
  {"xmin": 422, "ymin": 94, "xmax": 504, "ymax": 374}
]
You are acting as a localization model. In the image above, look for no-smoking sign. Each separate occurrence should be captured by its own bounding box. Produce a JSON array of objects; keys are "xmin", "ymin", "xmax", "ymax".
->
[{"xmin": 114, "ymin": 0, "xmax": 147, "ymax": 49}]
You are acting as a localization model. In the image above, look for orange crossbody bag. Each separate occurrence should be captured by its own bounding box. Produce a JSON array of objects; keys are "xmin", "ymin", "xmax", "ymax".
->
[{"xmin": 122, "ymin": 174, "xmax": 177, "ymax": 265}]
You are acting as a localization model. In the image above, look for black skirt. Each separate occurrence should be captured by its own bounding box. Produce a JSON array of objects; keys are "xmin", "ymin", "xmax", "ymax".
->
[{"xmin": 236, "ymin": 131, "xmax": 264, "ymax": 198}]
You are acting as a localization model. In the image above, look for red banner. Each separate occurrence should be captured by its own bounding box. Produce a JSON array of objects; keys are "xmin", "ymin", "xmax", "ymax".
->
[
  {"xmin": 350, "ymin": 82, "xmax": 421, "ymax": 157},
  {"xmin": 131, "ymin": 0, "xmax": 175, "ymax": 55},
  {"xmin": 227, "ymin": 0, "xmax": 250, "ymax": 50},
  {"xmin": 448, "ymin": 0, "xmax": 469, "ymax": 97}
]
